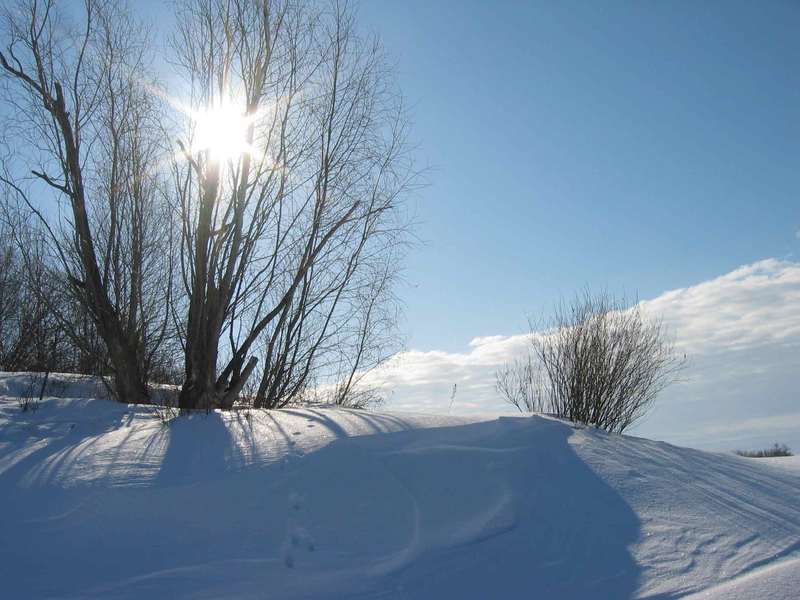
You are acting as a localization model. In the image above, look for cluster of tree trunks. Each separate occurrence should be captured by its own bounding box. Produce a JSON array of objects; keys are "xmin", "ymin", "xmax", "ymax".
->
[{"xmin": 0, "ymin": 0, "xmax": 410, "ymax": 410}]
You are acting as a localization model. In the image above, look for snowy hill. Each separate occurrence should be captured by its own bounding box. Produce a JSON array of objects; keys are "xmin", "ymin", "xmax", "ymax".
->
[{"xmin": 1, "ymin": 373, "xmax": 798, "ymax": 599}]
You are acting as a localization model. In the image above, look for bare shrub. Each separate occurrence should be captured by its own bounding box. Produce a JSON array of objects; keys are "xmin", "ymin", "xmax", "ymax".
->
[
  {"xmin": 497, "ymin": 291, "xmax": 686, "ymax": 433},
  {"xmin": 150, "ymin": 394, "xmax": 180, "ymax": 426},
  {"xmin": 17, "ymin": 371, "xmax": 49, "ymax": 412},
  {"xmin": 495, "ymin": 356, "xmax": 543, "ymax": 414},
  {"xmin": 735, "ymin": 444, "xmax": 793, "ymax": 458},
  {"xmin": 0, "ymin": 221, "xmax": 67, "ymax": 372}
]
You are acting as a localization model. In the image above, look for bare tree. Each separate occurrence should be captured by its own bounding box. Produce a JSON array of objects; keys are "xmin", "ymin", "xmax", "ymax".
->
[
  {"xmin": 0, "ymin": 0, "xmax": 173, "ymax": 402},
  {"xmin": 0, "ymin": 221, "xmax": 24, "ymax": 369},
  {"xmin": 0, "ymin": 213, "xmax": 80, "ymax": 373},
  {"xmin": 170, "ymin": 0, "xmax": 413, "ymax": 410},
  {"xmin": 497, "ymin": 291, "xmax": 686, "ymax": 433},
  {"xmin": 0, "ymin": 221, "xmax": 56, "ymax": 371},
  {"xmin": 1, "ymin": 0, "xmax": 409, "ymax": 409}
]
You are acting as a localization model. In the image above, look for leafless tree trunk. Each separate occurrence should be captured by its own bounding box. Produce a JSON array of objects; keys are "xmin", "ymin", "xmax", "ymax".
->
[
  {"xmin": 497, "ymin": 291, "xmax": 686, "ymax": 433},
  {"xmin": 171, "ymin": 0, "xmax": 412, "ymax": 410},
  {"xmin": 0, "ymin": 0, "xmax": 173, "ymax": 402}
]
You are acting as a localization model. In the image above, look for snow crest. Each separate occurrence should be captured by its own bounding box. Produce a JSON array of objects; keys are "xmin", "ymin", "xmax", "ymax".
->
[{"xmin": 1, "ymin": 374, "xmax": 799, "ymax": 598}]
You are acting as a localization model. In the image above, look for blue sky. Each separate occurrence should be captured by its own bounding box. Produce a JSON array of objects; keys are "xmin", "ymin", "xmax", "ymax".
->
[
  {"xmin": 12, "ymin": 1, "xmax": 797, "ymax": 449},
  {"xmin": 136, "ymin": 0, "xmax": 799, "ymax": 353},
  {"xmin": 364, "ymin": 258, "xmax": 800, "ymax": 451},
  {"xmin": 357, "ymin": 0, "xmax": 800, "ymax": 352}
]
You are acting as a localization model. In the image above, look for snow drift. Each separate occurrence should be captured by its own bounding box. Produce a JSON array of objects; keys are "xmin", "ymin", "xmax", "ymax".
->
[{"xmin": 0, "ymin": 373, "xmax": 798, "ymax": 598}]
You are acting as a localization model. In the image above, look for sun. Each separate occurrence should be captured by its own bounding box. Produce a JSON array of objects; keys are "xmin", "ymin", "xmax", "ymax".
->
[{"xmin": 192, "ymin": 102, "xmax": 253, "ymax": 161}]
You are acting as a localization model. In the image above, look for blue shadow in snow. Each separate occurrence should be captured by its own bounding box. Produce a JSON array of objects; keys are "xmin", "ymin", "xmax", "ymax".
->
[
  {"xmin": 339, "ymin": 416, "xmax": 646, "ymax": 600},
  {"xmin": 0, "ymin": 409, "xmax": 651, "ymax": 599}
]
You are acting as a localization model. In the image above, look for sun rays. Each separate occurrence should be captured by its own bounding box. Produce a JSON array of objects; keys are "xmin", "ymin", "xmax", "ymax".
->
[{"xmin": 190, "ymin": 101, "xmax": 255, "ymax": 162}]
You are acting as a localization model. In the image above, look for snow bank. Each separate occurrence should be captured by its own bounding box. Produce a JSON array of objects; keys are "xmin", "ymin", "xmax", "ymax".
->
[
  {"xmin": 758, "ymin": 454, "xmax": 800, "ymax": 474},
  {"xmin": 0, "ymin": 371, "xmax": 109, "ymax": 400},
  {"xmin": 0, "ymin": 373, "xmax": 798, "ymax": 598},
  {"xmin": 683, "ymin": 556, "xmax": 800, "ymax": 600}
]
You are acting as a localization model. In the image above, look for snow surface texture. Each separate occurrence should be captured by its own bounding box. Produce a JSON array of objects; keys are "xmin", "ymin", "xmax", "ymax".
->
[{"xmin": 1, "ymin": 373, "xmax": 798, "ymax": 599}]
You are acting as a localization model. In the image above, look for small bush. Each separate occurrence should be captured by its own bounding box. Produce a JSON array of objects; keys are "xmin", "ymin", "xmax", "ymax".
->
[
  {"xmin": 496, "ymin": 291, "xmax": 686, "ymax": 433},
  {"xmin": 18, "ymin": 371, "xmax": 48, "ymax": 413},
  {"xmin": 735, "ymin": 444, "xmax": 793, "ymax": 458}
]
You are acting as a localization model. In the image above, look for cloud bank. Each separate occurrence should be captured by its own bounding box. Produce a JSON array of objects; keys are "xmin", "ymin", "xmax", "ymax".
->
[{"xmin": 372, "ymin": 259, "xmax": 800, "ymax": 451}]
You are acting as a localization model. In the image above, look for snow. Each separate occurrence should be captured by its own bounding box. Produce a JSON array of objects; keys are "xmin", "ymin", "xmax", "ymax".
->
[
  {"xmin": 683, "ymin": 557, "xmax": 800, "ymax": 600},
  {"xmin": 758, "ymin": 454, "xmax": 800, "ymax": 474},
  {"xmin": 1, "ymin": 373, "xmax": 799, "ymax": 598}
]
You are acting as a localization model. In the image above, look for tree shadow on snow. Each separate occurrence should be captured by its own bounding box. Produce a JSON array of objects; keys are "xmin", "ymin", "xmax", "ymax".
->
[
  {"xmin": 333, "ymin": 416, "xmax": 647, "ymax": 600},
  {"xmin": 0, "ymin": 408, "xmax": 652, "ymax": 599},
  {"xmin": 156, "ymin": 411, "xmax": 239, "ymax": 484}
]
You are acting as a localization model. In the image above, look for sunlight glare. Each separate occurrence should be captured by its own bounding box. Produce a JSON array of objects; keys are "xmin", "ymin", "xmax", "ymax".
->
[{"xmin": 192, "ymin": 103, "xmax": 252, "ymax": 161}]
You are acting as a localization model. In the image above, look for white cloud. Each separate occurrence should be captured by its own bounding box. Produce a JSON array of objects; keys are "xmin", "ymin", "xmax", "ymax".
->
[
  {"xmin": 699, "ymin": 413, "xmax": 800, "ymax": 436},
  {"xmin": 641, "ymin": 259, "xmax": 800, "ymax": 355},
  {"xmin": 374, "ymin": 259, "xmax": 800, "ymax": 451}
]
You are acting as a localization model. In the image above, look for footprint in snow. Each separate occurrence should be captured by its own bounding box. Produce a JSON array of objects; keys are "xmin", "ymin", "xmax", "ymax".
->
[
  {"xmin": 290, "ymin": 527, "xmax": 315, "ymax": 552},
  {"xmin": 283, "ymin": 494, "xmax": 316, "ymax": 569},
  {"xmin": 289, "ymin": 491, "xmax": 305, "ymax": 510}
]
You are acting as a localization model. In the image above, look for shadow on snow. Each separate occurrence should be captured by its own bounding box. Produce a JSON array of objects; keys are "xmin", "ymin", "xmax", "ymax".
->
[{"xmin": 0, "ymin": 404, "xmax": 645, "ymax": 599}]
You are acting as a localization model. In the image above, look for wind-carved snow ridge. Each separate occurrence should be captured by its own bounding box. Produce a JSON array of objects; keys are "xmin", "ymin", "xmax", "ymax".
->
[{"xmin": 1, "ymin": 373, "xmax": 799, "ymax": 599}]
